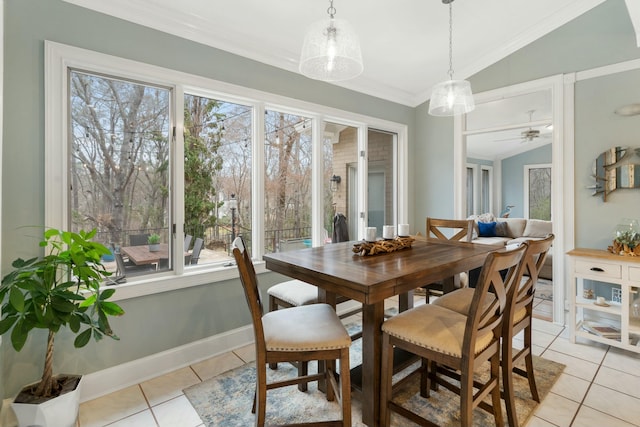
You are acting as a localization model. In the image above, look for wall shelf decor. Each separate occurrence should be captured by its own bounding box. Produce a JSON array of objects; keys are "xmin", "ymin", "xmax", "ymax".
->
[{"xmin": 590, "ymin": 146, "xmax": 640, "ymax": 201}]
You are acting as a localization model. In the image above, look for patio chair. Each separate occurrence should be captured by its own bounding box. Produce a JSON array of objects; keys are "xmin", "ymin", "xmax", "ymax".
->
[
  {"xmin": 129, "ymin": 233, "xmax": 150, "ymax": 246},
  {"xmin": 188, "ymin": 237, "xmax": 204, "ymax": 265}
]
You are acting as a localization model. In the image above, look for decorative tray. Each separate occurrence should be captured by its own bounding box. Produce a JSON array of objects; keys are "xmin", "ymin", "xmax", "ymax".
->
[{"xmin": 352, "ymin": 236, "xmax": 415, "ymax": 256}]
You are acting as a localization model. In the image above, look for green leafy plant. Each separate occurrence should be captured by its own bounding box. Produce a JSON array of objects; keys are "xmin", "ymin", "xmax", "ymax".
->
[
  {"xmin": 0, "ymin": 228, "xmax": 124, "ymax": 399},
  {"xmin": 147, "ymin": 233, "xmax": 161, "ymax": 245}
]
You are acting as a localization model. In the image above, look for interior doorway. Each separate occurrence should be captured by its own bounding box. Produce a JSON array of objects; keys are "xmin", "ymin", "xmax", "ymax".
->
[{"xmin": 454, "ymin": 75, "xmax": 566, "ymax": 324}]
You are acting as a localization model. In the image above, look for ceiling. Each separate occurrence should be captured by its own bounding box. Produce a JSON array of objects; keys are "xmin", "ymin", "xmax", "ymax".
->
[{"xmin": 61, "ymin": 0, "xmax": 640, "ymax": 108}]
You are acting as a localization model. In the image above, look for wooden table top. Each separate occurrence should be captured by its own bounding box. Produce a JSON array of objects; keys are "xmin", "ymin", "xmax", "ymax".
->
[
  {"xmin": 263, "ymin": 237, "xmax": 500, "ymax": 304},
  {"xmin": 120, "ymin": 243, "xmax": 169, "ymax": 265}
]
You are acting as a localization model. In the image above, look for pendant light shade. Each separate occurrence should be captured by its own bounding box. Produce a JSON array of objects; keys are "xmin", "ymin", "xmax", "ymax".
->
[
  {"xmin": 299, "ymin": 1, "xmax": 363, "ymax": 82},
  {"xmin": 428, "ymin": 79, "xmax": 475, "ymax": 116},
  {"xmin": 428, "ymin": 0, "xmax": 474, "ymax": 117}
]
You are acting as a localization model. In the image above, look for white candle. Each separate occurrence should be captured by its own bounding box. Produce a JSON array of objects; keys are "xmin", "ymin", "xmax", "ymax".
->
[
  {"xmin": 382, "ymin": 225, "xmax": 395, "ymax": 239},
  {"xmin": 398, "ymin": 224, "xmax": 410, "ymax": 237},
  {"xmin": 365, "ymin": 227, "xmax": 377, "ymax": 242}
]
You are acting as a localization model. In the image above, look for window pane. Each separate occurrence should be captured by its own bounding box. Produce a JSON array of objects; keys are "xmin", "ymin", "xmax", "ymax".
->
[
  {"xmin": 481, "ymin": 168, "xmax": 490, "ymax": 213},
  {"xmin": 466, "ymin": 167, "xmax": 474, "ymax": 217},
  {"xmin": 528, "ymin": 167, "xmax": 551, "ymax": 220},
  {"xmin": 326, "ymin": 122, "xmax": 357, "ymax": 243},
  {"xmin": 264, "ymin": 110, "xmax": 312, "ymax": 253},
  {"xmin": 368, "ymin": 129, "xmax": 396, "ymax": 237},
  {"xmin": 184, "ymin": 95, "xmax": 252, "ymax": 265},
  {"xmin": 69, "ymin": 70, "xmax": 171, "ymax": 279}
]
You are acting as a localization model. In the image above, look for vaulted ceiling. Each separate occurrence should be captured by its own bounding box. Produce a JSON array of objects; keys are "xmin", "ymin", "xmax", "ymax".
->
[{"xmin": 63, "ymin": 0, "xmax": 640, "ymax": 108}]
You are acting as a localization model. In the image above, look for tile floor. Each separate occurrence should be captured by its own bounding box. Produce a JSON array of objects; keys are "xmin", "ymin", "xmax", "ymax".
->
[{"xmin": 32, "ymin": 294, "xmax": 640, "ymax": 426}]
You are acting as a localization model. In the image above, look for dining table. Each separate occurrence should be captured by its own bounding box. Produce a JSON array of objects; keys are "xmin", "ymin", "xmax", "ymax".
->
[
  {"xmin": 120, "ymin": 243, "xmax": 169, "ymax": 265},
  {"xmin": 262, "ymin": 236, "xmax": 501, "ymax": 427}
]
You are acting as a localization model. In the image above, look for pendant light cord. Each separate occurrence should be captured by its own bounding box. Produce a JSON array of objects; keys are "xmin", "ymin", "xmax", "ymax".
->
[
  {"xmin": 448, "ymin": 1, "xmax": 454, "ymax": 80},
  {"xmin": 327, "ymin": 0, "xmax": 336, "ymax": 19}
]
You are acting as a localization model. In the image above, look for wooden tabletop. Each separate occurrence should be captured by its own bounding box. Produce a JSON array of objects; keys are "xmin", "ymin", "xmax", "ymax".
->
[
  {"xmin": 262, "ymin": 237, "xmax": 500, "ymax": 426},
  {"xmin": 120, "ymin": 243, "xmax": 169, "ymax": 265}
]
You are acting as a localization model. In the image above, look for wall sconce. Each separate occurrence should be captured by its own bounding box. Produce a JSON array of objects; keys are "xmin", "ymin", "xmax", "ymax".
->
[{"xmin": 330, "ymin": 175, "xmax": 341, "ymax": 192}]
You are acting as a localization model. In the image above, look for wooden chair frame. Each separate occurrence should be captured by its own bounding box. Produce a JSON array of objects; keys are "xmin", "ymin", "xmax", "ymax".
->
[
  {"xmin": 422, "ymin": 217, "xmax": 475, "ymax": 302},
  {"xmin": 501, "ymin": 234, "xmax": 554, "ymax": 427},
  {"xmin": 380, "ymin": 244, "xmax": 528, "ymax": 427},
  {"xmin": 233, "ymin": 236, "xmax": 352, "ymax": 427}
]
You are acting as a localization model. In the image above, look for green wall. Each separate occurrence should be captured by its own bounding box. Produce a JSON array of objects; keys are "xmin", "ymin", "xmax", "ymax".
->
[{"xmin": 1, "ymin": 0, "xmax": 414, "ymax": 399}]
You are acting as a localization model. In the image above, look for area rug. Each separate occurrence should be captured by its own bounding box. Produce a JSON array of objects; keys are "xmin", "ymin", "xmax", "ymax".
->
[
  {"xmin": 535, "ymin": 279, "xmax": 553, "ymax": 301},
  {"xmin": 184, "ymin": 338, "xmax": 564, "ymax": 426}
]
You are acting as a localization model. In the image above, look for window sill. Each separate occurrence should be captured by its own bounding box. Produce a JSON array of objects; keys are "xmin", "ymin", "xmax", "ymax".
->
[{"xmin": 106, "ymin": 261, "xmax": 268, "ymax": 301}]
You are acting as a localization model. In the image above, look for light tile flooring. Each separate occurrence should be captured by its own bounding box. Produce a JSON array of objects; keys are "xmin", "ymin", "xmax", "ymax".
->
[{"xmin": 28, "ymin": 295, "xmax": 640, "ymax": 427}]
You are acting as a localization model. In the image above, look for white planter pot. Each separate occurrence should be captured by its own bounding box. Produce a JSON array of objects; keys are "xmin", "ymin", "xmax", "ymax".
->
[
  {"xmin": 11, "ymin": 375, "xmax": 82, "ymax": 427},
  {"xmin": 148, "ymin": 243, "xmax": 160, "ymax": 252}
]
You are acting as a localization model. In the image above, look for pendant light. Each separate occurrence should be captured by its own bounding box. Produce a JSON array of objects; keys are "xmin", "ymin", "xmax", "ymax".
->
[
  {"xmin": 428, "ymin": 0, "xmax": 475, "ymax": 116},
  {"xmin": 299, "ymin": 0, "xmax": 363, "ymax": 82}
]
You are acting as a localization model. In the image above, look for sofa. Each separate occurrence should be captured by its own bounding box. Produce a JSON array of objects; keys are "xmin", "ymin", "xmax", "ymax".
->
[{"xmin": 469, "ymin": 216, "xmax": 553, "ymax": 280}]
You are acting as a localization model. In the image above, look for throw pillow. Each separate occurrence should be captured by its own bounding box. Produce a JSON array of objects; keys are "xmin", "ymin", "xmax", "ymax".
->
[
  {"xmin": 478, "ymin": 221, "xmax": 497, "ymax": 237},
  {"xmin": 495, "ymin": 221, "xmax": 509, "ymax": 237}
]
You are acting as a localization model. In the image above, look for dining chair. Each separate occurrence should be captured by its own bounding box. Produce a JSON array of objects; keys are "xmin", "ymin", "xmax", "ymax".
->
[
  {"xmin": 432, "ymin": 234, "xmax": 554, "ymax": 427},
  {"xmin": 129, "ymin": 233, "xmax": 150, "ymax": 246},
  {"xmin": 189, "ymin": 237, "xmax": 204, "ymax": 265},
  {"xmin": 184, "ymin": 234, "xmax": 193, "ymax": 251},
  {"xmin": 232, "ymin": 236, "xmax": 352, "ymax": 427},
  {"xmin": 379, "ymin": 243, "xmax": 527, "ymax": 427},
  {"xmin": 421, "ymin": 217, "xmax": 474, "ymax": 302},
  {"xmin": 267, "ymin": 280, "xmax": 362, "ymax": 392}
]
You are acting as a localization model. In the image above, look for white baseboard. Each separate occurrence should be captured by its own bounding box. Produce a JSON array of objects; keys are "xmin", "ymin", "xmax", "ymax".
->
[{"xmin": 81, "ymin": 324, "xmax": 254, "ymax": 402}]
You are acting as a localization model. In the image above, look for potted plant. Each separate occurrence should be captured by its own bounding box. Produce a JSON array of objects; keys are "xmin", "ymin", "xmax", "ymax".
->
[
  {"xmin": 0, "ymin": 228, "xmax": 125, "ymax": 427},
  {"xmin": 147, "ymin": 233, "xmax": 161, "ymax": 252}
]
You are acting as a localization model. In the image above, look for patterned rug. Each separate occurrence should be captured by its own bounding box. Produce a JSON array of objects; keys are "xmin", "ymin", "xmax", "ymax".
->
[
  {"xmin": 184, "ymin": 333, "xmax": 564, "ymax": 426},
  {"xmin": 535, "ymin": 279, "xmax": 553, "ymax": 301}
]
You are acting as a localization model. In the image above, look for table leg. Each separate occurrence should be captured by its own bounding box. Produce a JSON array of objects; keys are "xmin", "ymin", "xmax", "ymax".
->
[
  {"xmin": 398, "ymin": 289, "xmax": 414, "ymax": 312},
  {"xmin": 361, "ymin": 301, "xmax": 384, "ymax": 427},
  {"xmin": 441, "ymin": 274, "xmax": 461, "ymax": 294}
]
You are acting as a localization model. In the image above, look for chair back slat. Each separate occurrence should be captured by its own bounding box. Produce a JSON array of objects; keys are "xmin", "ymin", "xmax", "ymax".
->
[
  {"xmin": 513, "ymin": 234, "xmax": 555, "ymax": 316},
  {"xmin": 464, "ymin": 243, "xmax": 528, "ymax": 358},
  {"xmin": 232, "ymin": 237, "xmax": 266, "ymax": 346},
  {"xmin": 426, "ymin": 217, "xmax": 473, "ymax": 242}
]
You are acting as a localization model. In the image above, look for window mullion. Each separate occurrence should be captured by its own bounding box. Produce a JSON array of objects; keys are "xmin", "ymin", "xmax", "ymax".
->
[
  {"xmin": 252, "ymin": 102, "xmax": 265, "ymax": 259},
  {"xmin": 173, "ymin": 84, "xmax": 185, "ymax": 275}
]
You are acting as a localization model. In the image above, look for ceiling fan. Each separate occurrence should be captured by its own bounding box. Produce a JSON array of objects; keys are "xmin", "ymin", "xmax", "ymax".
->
[{"xmin": 494, "ymin": 110, "xmax": 549, "ymax": 143}]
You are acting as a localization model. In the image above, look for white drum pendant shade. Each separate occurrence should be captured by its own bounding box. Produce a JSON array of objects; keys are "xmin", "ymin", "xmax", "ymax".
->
[
  {"xmin": 428, "ymin": 79, "xmax": 475, "ymax": 116},
  {"xmin": 299, "ymin": 18, "xmax": 363, "ymax": 82}
]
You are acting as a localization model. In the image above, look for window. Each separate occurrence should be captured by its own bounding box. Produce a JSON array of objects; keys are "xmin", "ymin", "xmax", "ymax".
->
[
  {"xmin": 480, "ymin": 165, "xmax": 493, "ymax": 214},
  {"xmin": 46, "ymin": 41, "xmax": 407, "ymax": 298},
  {"xmin": 264, "ymin": 109, "xmax": 312, "ymax": 253},
  {"xmin": 524, "ymin": 164, "xmax": 551, "ymax": 220},
  {"xmin": 69, "ymin": 70, "xmax": 173, "ymax": 272}
]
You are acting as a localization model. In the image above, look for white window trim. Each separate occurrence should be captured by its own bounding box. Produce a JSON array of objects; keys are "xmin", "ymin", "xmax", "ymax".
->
[{"xmin": 44, "ymin": 41, "xmax": 408, "ymax": 301}]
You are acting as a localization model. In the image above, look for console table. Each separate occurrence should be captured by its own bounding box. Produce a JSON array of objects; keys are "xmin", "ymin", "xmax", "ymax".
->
[{"xmin": 568, "ymin": 248, "xmax": 640, "ymax": 353}]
